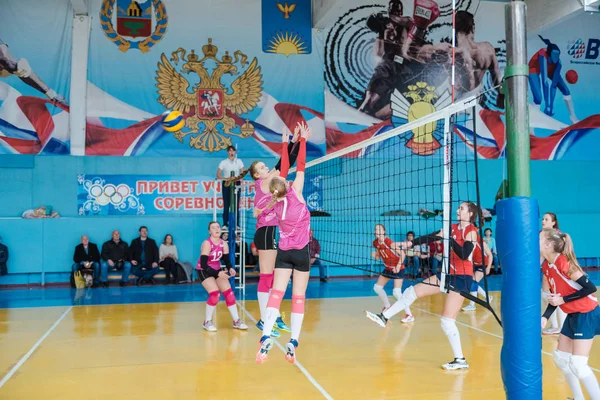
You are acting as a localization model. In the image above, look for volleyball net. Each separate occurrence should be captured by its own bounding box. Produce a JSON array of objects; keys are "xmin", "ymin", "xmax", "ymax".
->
[{"xmin": 302, "ymin": 92, "xmax": 500, "ymax": 321}]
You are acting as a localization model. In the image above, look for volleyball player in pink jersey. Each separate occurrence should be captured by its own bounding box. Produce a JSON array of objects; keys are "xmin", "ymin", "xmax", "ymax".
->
[
  {"xmin": 197, "ymin": 221, "xmax": 248, "ymax": 332},
  {"xmin": 540, "ymin": 228, "xmax": 600, "ymax": 400},
  {"xmin": 247, "ymin": 127, "xmax": 302, "ymax": 337},
  {"xmin": 366, "ymin": 202, "xmax": 481, "ymax": 370},
  {"xmin": 255, "ymin": 122, "xmax": 312, "ymax": 364}
]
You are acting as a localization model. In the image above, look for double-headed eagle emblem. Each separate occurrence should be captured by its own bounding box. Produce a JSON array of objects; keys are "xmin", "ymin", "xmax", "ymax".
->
[{"xmin": 156, "ymin": 38, "xmax": 263, "ymax": 152}]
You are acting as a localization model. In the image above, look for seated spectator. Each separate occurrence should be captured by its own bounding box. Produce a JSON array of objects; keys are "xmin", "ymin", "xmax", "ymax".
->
[
  {"xmin": 72, "ymin": 235, "xmax": 100, "ymax": 287},
  {"xmin": 250, "ymin": 241, "xmax": 259, "ymax": 272},
  {"xmin": 159, "ymin": 234, "xmax": 179, "ymax": 285},
  {"xmin": 100, "ymin": 230, "xmax": 132, "ymax": 287},
  {"xmin": 309, "ymin": 229, "xmax": 327, "ymax": 282},
  {"xmin": 484, "ymin": 228, "xmax": 501, "ymax": 274},
  {"xmin": 0, "ymin": 236, "xmax": 8, "ymax": 276},
  {"xmin": 418, "ymin": 242, "xmax": 431, "ymax": 276},
  {"xmin": 130, "ymin": 226, "xmax": 160, "ymax": 285},
  {"xmin": 235, "ymin": 233, "xmax": 251, "ymax": 267},
  {"xmin": 405, "ymin": 231, "xmax": 420, "ymax": 277}
]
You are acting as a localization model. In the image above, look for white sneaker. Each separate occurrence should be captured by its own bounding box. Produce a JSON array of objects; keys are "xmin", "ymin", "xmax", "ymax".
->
[
  {"xmin": 365, "ymin": 311, "xmax": 388, "ymax": 327},
  {"xmin": 203, "ymin": 320, "xmax": 217, "ymax": 332},
  {"xmin": 462, "ymin": 304, "xmax": 476, "ymax": 312},
  {"xmin": 233, "ymin": 319, "xmax": 248, "ymax": 330},
  {"xmin": 401, "ymin": 314, "xmax": 415, "ymax": 323},
  {"xmin": 543, "ymin": 327, "xmax": 561, "ymax": 335},
  {"xmin": 442, "ymin": 358, "xmax": 469, "ymax": 370}
]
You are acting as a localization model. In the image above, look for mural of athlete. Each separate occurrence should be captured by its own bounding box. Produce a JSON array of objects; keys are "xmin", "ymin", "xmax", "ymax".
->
[
  {"xmin": 529, "ymin": 35, "xmax": 577, "ymax": 124},
  {"xmin": 453, "ymin": 11, "xmax": 502, "ymax": 102},
  {"xmin": 359, "ymin": 0, "xmax": 440, "ymax": 119},
  {"xmin": 0, "ymin": 38, "xmax": 68, "ymax": 107}
]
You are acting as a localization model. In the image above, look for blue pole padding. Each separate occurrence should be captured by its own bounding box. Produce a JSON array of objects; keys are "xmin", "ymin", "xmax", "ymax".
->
[{"xmin": 496, "ymin": 197, "xmax": 541, "ymax": 399}]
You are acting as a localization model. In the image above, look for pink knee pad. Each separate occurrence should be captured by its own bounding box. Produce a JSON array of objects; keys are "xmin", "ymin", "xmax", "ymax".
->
[
  {"xmin": 207, "ymin": 291, "xmax": 220, "ymax": 306},
  {"xmin": 292, "ymin": 294, "xmax": 306, "ymax": 314},
  {"xmin": 267, "ymin": 289, "xmax": 285, "ymax": 309},
  {"xmin": 258, "ymin": 273, "xmax": 274, "ymax": 293},
  {"xmin": 222, "ymin": 288, "xmax": 236, "ymax": 307}
]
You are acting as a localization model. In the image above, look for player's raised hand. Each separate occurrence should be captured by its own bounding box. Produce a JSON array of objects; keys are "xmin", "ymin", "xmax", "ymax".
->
[
  {"xmin": 282, "ymin": 127, "xmax": 291, "ymax": 143},
  {"xmin": 298, "ymin": 121, "xmax": 312, "ymax": 140},
  {"xmin": 292, "ymin": 124, "xmax": 301, "ymax": 143}
]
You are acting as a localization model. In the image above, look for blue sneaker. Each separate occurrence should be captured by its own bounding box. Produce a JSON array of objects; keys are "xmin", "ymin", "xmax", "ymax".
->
[
  {"xmin": 255, "ymin": 319, "xmax": 280, "ymax": 338},
  {"xmin": 285, "ymin": 339, "xmax": 298, "ymax": 363},
  {"xmin": 275, "ymin": 312, "xmax": 291, "ymax": 332}
]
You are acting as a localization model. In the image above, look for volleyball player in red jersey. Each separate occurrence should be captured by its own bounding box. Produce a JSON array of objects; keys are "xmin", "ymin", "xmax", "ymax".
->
[
  {"xmin": 247, "ymin": 127, "xmax": 302, "ymax": 337},
  {"xmin": 366, "ymin": 201, "xmax": 480, "ymax": 370},
  {"xmin": 197, "ymin": 222, "xmax": 248, "ymax": 332},
  {"xmin": 372, "ymin": 224, "xmax": 414, "ymax": 323},
  {"xmin": 462, "ymin": 240, "xmax": 493, "ymax": 311},
  {"xmin": 541, "ymin": 212, "xmax": 566, "ymax": 334},
  {"xmin": 540, "ymin": 228, "xmax": 600, "ymax": 400}
]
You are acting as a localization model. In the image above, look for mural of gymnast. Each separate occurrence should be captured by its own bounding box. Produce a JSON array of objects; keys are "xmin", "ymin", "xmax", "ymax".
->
[{"xmin": 528, "ymin": 35, "xmax": 578, "ymax": 124}]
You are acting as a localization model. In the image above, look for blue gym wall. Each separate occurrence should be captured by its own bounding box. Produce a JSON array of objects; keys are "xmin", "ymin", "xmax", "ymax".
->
[
  {"xmin": 0, "ymin": 155, "xmax": 274, "ymax": 285},
  {"xmin": 0, "ymin": 156, "xmax": 598, "ymax": 284},
  {"xmin": 1, "ymin": 0, "xmax": 600, "ymax": 285}
]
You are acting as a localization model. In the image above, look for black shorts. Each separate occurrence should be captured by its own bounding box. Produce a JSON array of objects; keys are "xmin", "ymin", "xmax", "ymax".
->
[
  {"xmin": 380, "ymin": 268, "xmax": 405, "ymax": 279},
  {"xmin": 254, "ymin": 226, "xmax": 277, "ymax": 251},
  {"xmin": 275, "ymin": 244, "xmax": 310, "ymax": 272},
  {"xmin": 197, "ymin": 267, "xmax": 220, "ymax": 282},
  {"xmin": 474, "ymin": 265, "xmax": 485, "ymax": 273}
]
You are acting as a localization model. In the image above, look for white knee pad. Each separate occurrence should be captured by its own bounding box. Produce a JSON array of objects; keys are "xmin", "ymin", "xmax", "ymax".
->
[
  {"xmin": 392, "ymin": 288, "xmax": 403, "ymax": 301},
  {"xmin": 373, "ymin": 284, "xmax": 385, "ymax": 295},
  {"xmin": 15, "ymin": 58, "xmax": 31, "ymax": 78},
  {"xmin": 553, "ymin": 349, "xmax": 572, "ymax": 374},
  {"xmin": 570, "ymin": 355, "xmax": 593, "ymax": 379},
  {"xmin": 441, "ymin": 317, "xmax": 458, "ymax": 337}
]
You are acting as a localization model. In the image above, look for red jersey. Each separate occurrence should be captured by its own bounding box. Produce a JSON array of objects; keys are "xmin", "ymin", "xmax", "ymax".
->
[
  {"xmin": 450, "ymin": 223, "xmax": 477, "ymax": 276},
  {"xmin": 542, "ymin": 254, "xmax": 598, "ymax": 314},
  {"xmin": 472, "ymin": 242, "xmax": 489, "ymax": 267},
  {"xmin": 373, "ymin": 237, "xmax": 403, "ymax": 270},
  {"xmin": 528, "ymin": 48, "xmax": 557, "ymax": 78},
  {"xmin": 429, "ymin": 241, "xmax": 443, "ymax": 256}
]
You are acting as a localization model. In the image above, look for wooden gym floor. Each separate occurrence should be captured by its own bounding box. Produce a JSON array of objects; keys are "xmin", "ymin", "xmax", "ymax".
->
[{"xmin": 0, "ymin": 279, "xmax": 595, "ymax": 399}]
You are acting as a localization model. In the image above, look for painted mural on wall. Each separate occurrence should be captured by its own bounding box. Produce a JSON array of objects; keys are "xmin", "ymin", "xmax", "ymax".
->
[
  {"xmin": 323, "ymin": 0, "xmax": 600, "ymax": 160},
  {"xmin": 86, "ymin": 0, "xmax": 324, "ymax": 158},
  {"xmin": 0, "ymin": 0, "xmax": 71, "ymax": 155}
]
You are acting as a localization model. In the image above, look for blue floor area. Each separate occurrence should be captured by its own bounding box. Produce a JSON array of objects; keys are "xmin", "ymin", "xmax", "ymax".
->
[{"xmin": 0, "ymin": 275, "xmax": 505, "ymax": 309}]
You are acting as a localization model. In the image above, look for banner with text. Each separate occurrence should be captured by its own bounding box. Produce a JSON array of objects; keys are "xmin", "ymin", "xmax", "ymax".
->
[{"xmin": 77, "ymin": 174, "xmax": 254, "ymax": 216}]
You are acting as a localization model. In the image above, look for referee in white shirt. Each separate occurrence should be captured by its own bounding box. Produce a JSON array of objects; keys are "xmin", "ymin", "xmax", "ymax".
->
[{"xmin": 217, "ymin": 145, "xmax": 244, "ymax": 228}]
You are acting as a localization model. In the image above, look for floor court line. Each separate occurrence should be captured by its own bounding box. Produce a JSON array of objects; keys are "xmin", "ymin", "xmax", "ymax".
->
[
  {"xmin": 411, "ymin": 304, "xmax": 600, "ymax": 374},
  {"xmin": 0, "ymin": 306, "xmax": 73, "ymax": 389},
  {"xmin": 237, "ymin": 301, "xmax": 334, "ymax": 400}
]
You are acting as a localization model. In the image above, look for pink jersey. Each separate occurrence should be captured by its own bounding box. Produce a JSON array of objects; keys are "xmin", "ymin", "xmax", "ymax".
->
[
  {"xmin": 542, "ymin": 254, "xmax": 598, "ymax": 314},
  {"xmin": 273, "ymin": 185, "xmax": 310, "ymax": 251},
  {"xmin": 196, "ymin": 238, "xmax": 225, "ymax": 271},
  {"xmin": 254, "ymin": 178, "xmax": 278, "ymax": 229}
]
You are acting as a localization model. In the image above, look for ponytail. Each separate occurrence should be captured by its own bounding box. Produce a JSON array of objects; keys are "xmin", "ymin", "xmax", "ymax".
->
[
  {"xmin": 265, "ymin": 178, "xmax": 287, "ymax": 211},
  {"xmin": 562, "ymin": 233, "xmax": 583, "ymax": 275}
]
